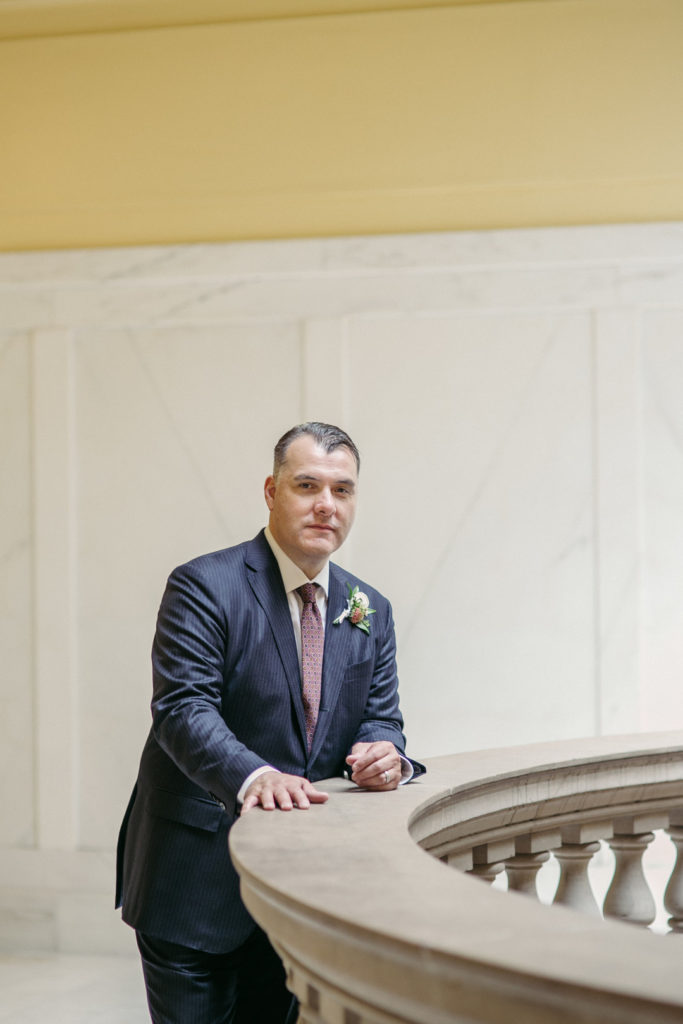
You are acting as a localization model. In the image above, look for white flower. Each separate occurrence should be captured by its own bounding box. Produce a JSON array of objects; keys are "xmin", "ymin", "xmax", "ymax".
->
[{"xmin": 333, "ymin": 584, "xmax": 376, "ymax": 635}]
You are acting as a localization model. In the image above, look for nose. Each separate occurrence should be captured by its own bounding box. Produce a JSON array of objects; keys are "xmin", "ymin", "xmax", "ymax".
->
[{"xmin": 315, "ymin": 488, "xmax": 335, "ymax": 516}]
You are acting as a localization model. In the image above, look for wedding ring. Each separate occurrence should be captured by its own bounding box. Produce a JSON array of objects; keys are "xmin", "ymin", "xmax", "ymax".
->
[{"xmin": 383, "ymin": 770, "xmax": 390, "ymax": 784}]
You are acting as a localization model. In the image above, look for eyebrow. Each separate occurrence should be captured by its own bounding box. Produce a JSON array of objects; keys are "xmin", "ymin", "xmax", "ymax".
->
[{"xmin": 293, "ymin": 473, "xmax": 356, "ymax": 489}]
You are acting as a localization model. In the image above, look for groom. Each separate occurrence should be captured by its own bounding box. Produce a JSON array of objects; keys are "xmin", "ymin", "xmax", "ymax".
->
[{"xmin": 116, "ymin": 422, "xmax": 423, "ymax": 1023}]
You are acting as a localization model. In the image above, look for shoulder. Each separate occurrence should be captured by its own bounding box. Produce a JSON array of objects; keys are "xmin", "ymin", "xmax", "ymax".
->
[{"xmin": 164, "ymin": 532, "xmax": 271, "ymax": 594}]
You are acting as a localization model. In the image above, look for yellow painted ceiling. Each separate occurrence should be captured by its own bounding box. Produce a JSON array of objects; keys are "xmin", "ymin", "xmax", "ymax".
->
[
  {"xmin": 0, "ymin": 0, "xmax": 534, "ymax": 39},
  {"xmin": 2, "ymin": 0, "xmax": 680, "ymax": 249}
]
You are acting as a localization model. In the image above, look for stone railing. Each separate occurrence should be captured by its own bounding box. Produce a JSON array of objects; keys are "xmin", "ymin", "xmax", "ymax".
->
[{"xmin": 230, "ymin": 733, "xmax": 683, "ymax": 1024}]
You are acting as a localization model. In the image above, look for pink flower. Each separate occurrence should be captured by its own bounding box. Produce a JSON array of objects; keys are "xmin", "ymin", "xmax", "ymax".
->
[{"xmin": 333, "ymin": 585, "xmax": 375, "ymax": 634}]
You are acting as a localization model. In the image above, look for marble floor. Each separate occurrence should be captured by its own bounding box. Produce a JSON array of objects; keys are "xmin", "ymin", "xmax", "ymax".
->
[{"xmin": 0, "ymin": 954, "xmax": 149, "ymax": 1023}]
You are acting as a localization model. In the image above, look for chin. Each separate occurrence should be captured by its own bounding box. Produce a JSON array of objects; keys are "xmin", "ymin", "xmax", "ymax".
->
[
  {"xmin": 307, "ymin": 538, "xmax": 336, "ymax": 553},
  {"xmin": 303, "ymin": 535, "xmax": 338, "ymax": 555}
]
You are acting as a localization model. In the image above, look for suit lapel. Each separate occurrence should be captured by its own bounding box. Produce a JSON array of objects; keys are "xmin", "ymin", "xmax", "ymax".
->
[{"xmin": 244, "ymin": 533, "xmax": 308, "ymax": 745}]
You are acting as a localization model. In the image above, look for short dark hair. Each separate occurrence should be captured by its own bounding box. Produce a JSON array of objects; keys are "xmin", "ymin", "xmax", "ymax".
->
[{"xmin": 273, "ymin": 422, "xmax": 360, "ymax": 477}]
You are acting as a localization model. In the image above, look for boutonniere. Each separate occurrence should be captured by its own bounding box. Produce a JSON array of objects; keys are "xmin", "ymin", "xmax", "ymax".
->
[{"xmin": 333, "ymin": 584, "xmax": 376, "ymax": 635}]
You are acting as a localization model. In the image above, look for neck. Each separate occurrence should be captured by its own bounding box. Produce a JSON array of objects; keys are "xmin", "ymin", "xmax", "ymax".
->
[{"xmin": 266, "ymin": 525, "xmax": 326, "ymax": 579}]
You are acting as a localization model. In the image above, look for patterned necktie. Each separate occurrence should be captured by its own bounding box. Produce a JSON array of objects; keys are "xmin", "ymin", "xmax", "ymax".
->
[{"xmin": 296, "ymin": 582, "xmax": 323, "ymax": 750}]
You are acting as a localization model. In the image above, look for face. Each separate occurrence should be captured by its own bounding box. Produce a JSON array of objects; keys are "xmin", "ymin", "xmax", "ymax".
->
[{"xmin": 264, "ymin": 435, "xmax": 358, "ymax": 577}]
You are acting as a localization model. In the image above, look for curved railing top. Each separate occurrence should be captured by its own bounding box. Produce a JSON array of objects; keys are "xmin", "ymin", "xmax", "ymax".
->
[{"xmin": 230, "ymin": 732, "xmax": 683, "ymax": 1024}]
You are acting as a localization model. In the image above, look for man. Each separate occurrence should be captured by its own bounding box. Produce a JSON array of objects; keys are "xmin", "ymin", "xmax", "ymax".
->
[{"xmin": 116, "ymin": 422, "xmax": 424, "ymax": 1023}]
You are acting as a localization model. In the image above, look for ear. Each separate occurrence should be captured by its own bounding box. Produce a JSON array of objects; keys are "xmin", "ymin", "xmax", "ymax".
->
[{"xmin": 264, "ymin": 475, "xmax": 276, "ymax": 510}]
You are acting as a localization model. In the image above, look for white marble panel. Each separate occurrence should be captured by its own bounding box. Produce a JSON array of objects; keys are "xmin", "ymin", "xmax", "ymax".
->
[
  {"xmin": 31, "ymin": 330, "xmax": 78, "ymax": 850},
  {"xmin": 0, "ymin": 290, "xmax": 57, "ymax": 331},
  {"xmin": 347, "ymin": 311, "xmax": 595, "ymax": 756},
  {"xmin": 640, "ymin": 310, "xmax": 683, "ymax": 733},
  {"xmin": 0, "ymin": 849, "xmax": 117, "ymax": 953},
  {"xmin": 0, "ymin": 332, "xmax": 34, "ymax": 847},
  {"xmin": 0, "ymin": 883, "xmax": 127, "ymax": 955},
  {"xmin": 593, "ymin": 310, "xmax": 640, "ymax": 735},
  {"xmin": 1, "ymin": 222, "xmax": 683, "ymax": 952},
  {"xmin": 57, "ymin": 892, "xmax": 134, "ymax": 956},
  {"xmin": 302, "ymin": 318, "xmax": 348, "ymax": 427},
  {"xmin": 0, "ymin": 848, "xmax": 113, "ymax": 891},
  {"xmin": 0, "ymin": 889, "xmax": 57, "ymax": 953},
  {"xmin": 73, "ymin": 322, "xmax": 303, "ymax": 848}
]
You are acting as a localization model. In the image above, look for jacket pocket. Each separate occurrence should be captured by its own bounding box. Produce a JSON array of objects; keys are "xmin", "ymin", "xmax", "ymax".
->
[
  {"xmin": 343, "ymin": 657, "xmax": 374, "ymax": 682},
  {"xmin": 332, "ymin": 657, "xmax": 373, "ymax": 716},
  {"xmin": 145, "ymin": 787, "xmax": 226, "ymax": 832}
]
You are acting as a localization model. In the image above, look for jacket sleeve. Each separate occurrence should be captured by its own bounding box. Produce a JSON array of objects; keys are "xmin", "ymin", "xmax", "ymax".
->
[
  {"xmin": 150, "ymin": 562, "xmax": 269, "ymax": 803},
  {"xmin": 350, "ymin": 599, "xmax": 426, "ymax": 777}
]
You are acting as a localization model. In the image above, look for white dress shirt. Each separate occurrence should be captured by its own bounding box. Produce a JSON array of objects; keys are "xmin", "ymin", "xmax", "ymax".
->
[{"xmin": 265, "ymin": 526, "xmax": 330, "ymax": 666}]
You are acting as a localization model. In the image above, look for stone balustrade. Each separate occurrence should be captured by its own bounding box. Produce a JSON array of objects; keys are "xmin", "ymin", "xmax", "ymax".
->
[{"xmin": 230, "ymin": 733, "xmax": 683, "ymax": 1024}]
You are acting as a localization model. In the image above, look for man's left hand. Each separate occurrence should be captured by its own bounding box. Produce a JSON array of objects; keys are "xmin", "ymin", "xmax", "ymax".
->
[{"xmin": 345, "ymin": 741, "xmax": 401, "ymax": 790}]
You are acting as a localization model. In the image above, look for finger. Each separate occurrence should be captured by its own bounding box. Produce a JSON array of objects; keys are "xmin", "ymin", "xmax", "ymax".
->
[
  {"xmin": 292, "ymin": 787, "xmax": 311, "ymax": 810},
  {"xmin": 346, "ymin": 747, "xmax": 378, "ymax": 772},
  {"xmin": 352, "ymin": 770, "xmax": 393, "ymax": 789},
  {"xmin": 241, "ymin": 785, "xmax": 277, "ymax": 813},
  {"xmin": 348, "ymin": 741, "xmax": 387, "ymax": 767},
  {"xmin": 351, "ymin": 758, "xmax": 400, "ymax": 788},
  {"xmin": 240, "ymin": 794, "xmax": 257, "ymax": 814},
  {"xmin": 349, "ymin": 742, "xmax": 394, "ymax": 773},
  {"xmin": 350, "ymin": 752, "xmax": 397, "ymax": 778},
  {"xmin": 306, "ymin": 788, "xmax": 329, "ymax": 803},
  {"xmin": 293, "ymin": 783, "xmax": 329, "ymax": 808},
  {"xmin": 272, "ymin": 785, "xmax": 293, "ymax": 811},
  {"xmin": 259, "ymin": 787, "xmax": 278, "ymax": 810},
  {"xmin": 356, "ymin": 774, "xmax": 398, "ymax": 791}
]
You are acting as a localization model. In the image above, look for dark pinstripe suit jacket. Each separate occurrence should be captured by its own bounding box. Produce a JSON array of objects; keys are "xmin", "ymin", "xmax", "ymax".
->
[{"xmin": 116, "ymin": 530, "xmax": 419, "ymax": 953}]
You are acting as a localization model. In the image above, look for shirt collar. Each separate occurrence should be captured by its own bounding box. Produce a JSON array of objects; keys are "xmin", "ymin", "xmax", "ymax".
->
[{"xmin": 264, "ymin": 526, "xmax": 329, "ymax": 598}]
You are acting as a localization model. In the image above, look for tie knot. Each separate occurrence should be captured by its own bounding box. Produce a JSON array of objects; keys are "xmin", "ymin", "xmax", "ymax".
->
[{"xmin": 297, "ymin": 582, "xmax": 318, "ymax": 606}]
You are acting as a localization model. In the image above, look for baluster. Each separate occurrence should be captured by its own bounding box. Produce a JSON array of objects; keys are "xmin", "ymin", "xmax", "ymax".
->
[
  {"xmin": 505, "ymin": 851, "xmax": 550, "ymax": 896},
  {"xmin": 468, "ymin": 839, "xmax": 515, "ymax": 885},
  {"xmin": 603, "ymin": 814, "xmax": 665, "ymax": 926},
  {"xmin": 664, "ymin": 811, "xmax": 683, "ymax": 934},
  {"xmin": 505, "ymin": 831, "xmax": 560, "ymax": 899},
  {"xmin": 552, "ymin": 822, "xmax": 611, "ymax": 916},
  {"xmin": 468, "ymin": 862, "xmax": 505, "ymax": 884},
  {"xmin": 553, "ymin": 842, "xmax": 601, "ymax": 915},
  {"xmin": 603, "ymin": 834, "xmax": 655, "ymax": 925},
  {"xmin": 297, "ymin": 983, "xmax": 321, "ymax": 1024}
]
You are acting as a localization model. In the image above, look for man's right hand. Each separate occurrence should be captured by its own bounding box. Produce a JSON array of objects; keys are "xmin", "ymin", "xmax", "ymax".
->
[{"xmin": 241, "ymin": 771, "xmax": 329, "ymax": 813}]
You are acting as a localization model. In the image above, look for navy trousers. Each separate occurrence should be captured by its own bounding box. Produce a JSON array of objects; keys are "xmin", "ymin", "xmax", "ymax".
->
[{"xmin": 136, "ymin": 927, "xmax": 298, "ymax": 1024}]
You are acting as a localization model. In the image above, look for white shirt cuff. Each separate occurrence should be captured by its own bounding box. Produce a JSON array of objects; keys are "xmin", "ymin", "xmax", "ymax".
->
[{"xmin": 398, "ymin": 753, "xmax": 414, "ymax": 785}]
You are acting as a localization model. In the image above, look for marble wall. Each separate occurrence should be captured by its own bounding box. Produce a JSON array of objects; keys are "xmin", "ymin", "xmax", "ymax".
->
[{"xmin": 1, "ymin": 222, "xmax": 683, "ymax": 952}]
